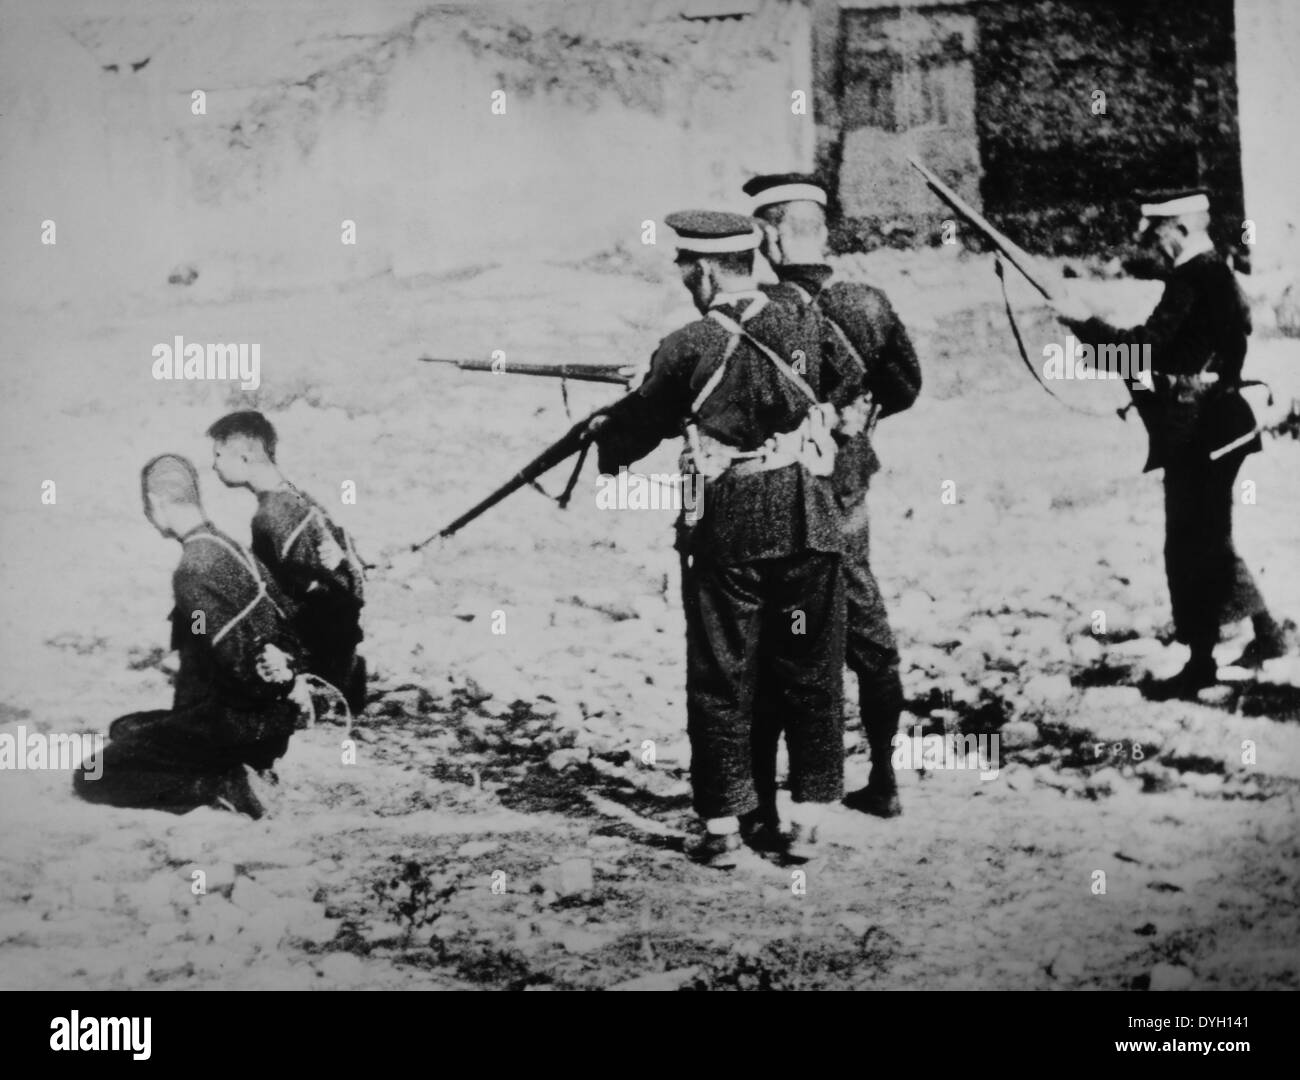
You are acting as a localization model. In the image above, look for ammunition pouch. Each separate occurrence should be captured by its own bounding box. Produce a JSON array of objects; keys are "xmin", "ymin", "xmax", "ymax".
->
[{"xmin": 682, "ymin": 403, "xmax": 840, "ymax": 486}]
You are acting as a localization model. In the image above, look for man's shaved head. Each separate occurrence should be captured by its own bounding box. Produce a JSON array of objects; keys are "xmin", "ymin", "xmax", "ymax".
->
[{"xmin": 142, "ymin": 454, "xmax": 202, "ymax": 508}]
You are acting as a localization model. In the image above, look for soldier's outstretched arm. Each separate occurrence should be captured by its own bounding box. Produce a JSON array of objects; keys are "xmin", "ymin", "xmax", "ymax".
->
[
  {"xmin": 1060, "ymin": 275, "xmax": 1199, "ymax": 376},
  {"xmin": 592, "ymin": 339, "xmax": 692, "ymax": 474}
]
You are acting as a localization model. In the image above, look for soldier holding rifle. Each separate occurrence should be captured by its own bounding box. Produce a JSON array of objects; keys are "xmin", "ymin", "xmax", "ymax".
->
[
  {"xmin": 1051, "ymin": 188, "xmax": 1288, "ymax": 698},
  {"xmin": 910, "ymin": 161, "xmax": 1288, "ymax": 699},
  {"xmin": 589, "ymin": 210, "xmax": 865, "ymax": 867}
]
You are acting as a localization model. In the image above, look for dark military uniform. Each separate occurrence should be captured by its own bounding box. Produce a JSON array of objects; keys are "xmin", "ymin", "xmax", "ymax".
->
[
  {"xmin": 596, "ymin": 290, "xmax": 861, "ymax": 821},
  {"xmin": 252, "ymin": 484, "xmax": 366, "ymax": 712},
  {"xmin": 74, "ymin": 523, "xmax": 299, "ymax": 815},
  {"xmin": 753, "ymin": 265, "xmax": 921, "ymax": 813},
  {"xmin": 1063, "ymin": 248, "xmax": 1265, "ymax": 649}
]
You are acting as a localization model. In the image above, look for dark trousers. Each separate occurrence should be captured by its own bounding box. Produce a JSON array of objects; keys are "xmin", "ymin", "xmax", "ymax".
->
[
  {"xmin": 1163, "ymin": 451, "xmax": 1265, "ymax": 647},
  {"xmin": 840, "ymin": 498, "xmax": 904, "ymax": 751},
  {"xmin": 73, "ymin": 699, "xmax": 294, "ymax": 813},
  {"xmin": 297, "ymin": 613, "xmax": 366, "ymax": 712},
  {"xmin": 301, "ymin": 624, "xmax": 366, "ymax": 714},
  {"xmin": 684, "ymin": 551, "xmax": 845, "ymax": 820},
  {"xmin": 753, "ymin": 497, "xmax": 901, "ymax": 814}
]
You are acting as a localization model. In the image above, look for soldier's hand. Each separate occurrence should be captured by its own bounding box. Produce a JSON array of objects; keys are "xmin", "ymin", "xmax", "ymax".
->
[
  {"xmin": 256, "ymin": 643, "xmax": 295, "ymax": 685},
  {"xmin": 586, "ymin": 414, "xmax": 611, "ymax": 437},
  {"xmin": 1050, "ymin": 286, "xmax": 1092, "ymax": 323},
  {"xmin": 838, "ymin": 396, "xmax": 873, "ymax": 437}
]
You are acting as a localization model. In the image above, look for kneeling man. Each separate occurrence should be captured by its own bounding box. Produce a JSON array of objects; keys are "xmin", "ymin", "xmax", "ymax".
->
[{"xmin": 73, "ymin": 454, "xmax": 303, "ymax": 818}]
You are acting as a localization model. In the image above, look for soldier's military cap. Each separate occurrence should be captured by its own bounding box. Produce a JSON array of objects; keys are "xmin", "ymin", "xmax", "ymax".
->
[
  {"xmin": 742, "ymin": 172, "xmax": 828, "ymax": 213},
  {"xmin": 1138, "ymin": 187, "xmax": 1211, "ymax": 218},
  {"xmin": 665, "ymin": 210, "xmax": 761, "ymax": 254}
]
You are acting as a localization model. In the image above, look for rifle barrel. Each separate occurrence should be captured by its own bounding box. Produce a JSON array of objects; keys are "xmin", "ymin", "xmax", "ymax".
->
[
  {"xmin": 419, "ymin": 357, "xmax": 634, "ymax": 385},
  {"xmin": 412, "ymin": 415, "xmax": 597, "ymax": 549},
  {"xmin": 433, "ymin": 469, "xmax": 537, "ymax": 540},
  {"xmin": 907, "ymin": 157, "xmax": 1054, "ymax": 301}
]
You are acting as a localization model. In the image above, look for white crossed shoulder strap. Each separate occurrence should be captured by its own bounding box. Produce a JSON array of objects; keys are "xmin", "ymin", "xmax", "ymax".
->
[
  {"xmin": 279, "ymin": 503, "xmax": 317, "ymax": 563},
  {"xmin": 680, "ymin": 296, "xmax": 841, "ymax": 481},
  {"xmin": 184, "ymin": 531, "xmax": 285, "ymax": 646},
  {"xmin": 278, "ymin": 488, "xmax": 363, "ymax": 579},
  {"xmin": 702, "ymin": 298, "xmax": 821, "ymax": 410}
]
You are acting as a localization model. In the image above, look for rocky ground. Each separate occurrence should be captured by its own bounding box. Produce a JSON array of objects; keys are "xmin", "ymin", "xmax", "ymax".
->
[{"xmin": 1, "ymin": 249, "xmax": 1298, "ymax": 990}]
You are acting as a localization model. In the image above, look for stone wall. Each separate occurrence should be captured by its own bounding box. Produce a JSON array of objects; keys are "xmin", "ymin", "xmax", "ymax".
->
[{"xmin": 814, "ymin": 0, "xmax": 1250, "ymax": 257}]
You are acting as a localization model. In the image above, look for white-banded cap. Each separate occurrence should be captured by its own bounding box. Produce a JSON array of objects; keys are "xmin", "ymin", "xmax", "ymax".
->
[
  {"xmin": 1139, "ymin": 187, "xmax": 1211, "ymax": 218},
  {"xmin": 664, "ymin": 210, "xmax": 762, "ymax": 254},
  {"xmin": 742, "ymin": 172, "xmax": 828, "ymax": 214}
]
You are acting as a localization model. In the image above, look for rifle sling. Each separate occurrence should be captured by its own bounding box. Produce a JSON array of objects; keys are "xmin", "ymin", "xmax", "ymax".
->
[
  {"xmin": 994, "ymin": 256, "xmax": 1114, "ymax": 419},
  {"xmin": 557, "ymin": 437, "xmax": 592, "ymax": 509},
  {"xmin": 526, "ymin": 431, "xmax": 594, "ymax": 509}
]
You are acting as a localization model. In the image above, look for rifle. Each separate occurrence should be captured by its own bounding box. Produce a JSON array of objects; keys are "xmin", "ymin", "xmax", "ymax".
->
[
  {"xmin": 907, "ymin": 156, "xmax": 1056, "ymax": 301},
  {"xmin": 910, "ymin": 156, "xmax": 1113, "ymax": 416},
  {"xmin": 420, "ymin": 356, "xmax": 637, "ymax": 386},
  {"xmin": 911, "ymin": 156, "xmax": 1277, "ymax": 471},
  {"xmin": 909, "ymin": 155, "xmax": 1215, "ymax": 467},
  {"xmin": 412, "ymin": 404, "xmax": 618, "ymax": 549}
]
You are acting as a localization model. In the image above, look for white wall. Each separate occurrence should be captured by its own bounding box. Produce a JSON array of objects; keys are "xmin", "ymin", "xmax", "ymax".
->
[
  {"xmin": 0, "ymin": 0, "xmax": 813, "ymax": 312},
  {"xmin": 1235, "ymin": 0, "xmax": 1300, "ymax": 276}
]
